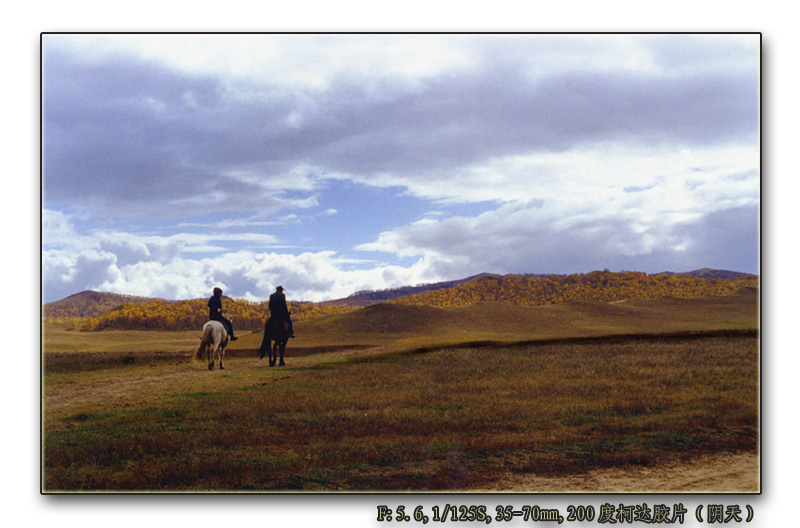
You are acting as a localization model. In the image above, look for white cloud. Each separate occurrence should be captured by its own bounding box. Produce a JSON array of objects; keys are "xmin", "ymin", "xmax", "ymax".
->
[
  {"xmin": 46, "ymin": 34, "xmax": 477, "ymax": 95},
  {"xmin": 42, "ymin": 209, "xmax": 75, "ymax": 241},
  {"xmin": 223, "ymin": 164, "xmax": 322, "ymax": 193},
  {"xmin": 358, "ymin": 199, "xmax": 759, "ymax": 279},
  {"xmin": 42, "ymin": 218, "xmax": 444, "ymax": 303},
  {"xmin": 348, "ymin": 143, "xmax": 758, "ymax": 219},
  {"xmin": 356, "ymin": 142, "xmax": 759, "ymax": 276},
  {"xmin": 43, "ymin": 249, "xmax": 123, "ymax": 302},
  {"xmin": 185, "ymin": 250, "xmax": 438, "ymax": 302},
  {"xmin": 47, "ymin": 33, "xmax": 757, "ymax": 95}
]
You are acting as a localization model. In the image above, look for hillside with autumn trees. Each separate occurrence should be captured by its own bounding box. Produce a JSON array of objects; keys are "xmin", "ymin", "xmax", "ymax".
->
[
  {"xmin": 43, "ymin": 269, "xmax": 758, "ymax": 332},
  {"xmin": 49, "ymin": 297, "xmax": 358, "ymax": 332},
  {"xmin": 394, "ymin": 270, "xmax": 758, "ymax": 309}
]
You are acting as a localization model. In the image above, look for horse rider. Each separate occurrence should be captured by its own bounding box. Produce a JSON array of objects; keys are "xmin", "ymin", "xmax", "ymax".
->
[
  {"xmin": 269, "ymin": 285, "xmax": 295, "ymax": 338},
  {"xmin": 208, "ymin": 287, "xmax": 237, "ymax": 341}
]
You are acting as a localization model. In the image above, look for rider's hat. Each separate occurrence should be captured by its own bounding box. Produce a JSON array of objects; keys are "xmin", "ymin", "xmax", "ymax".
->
[{"xmin": 276, "ymin": 285, "xmax": 284, "ymax": 291}]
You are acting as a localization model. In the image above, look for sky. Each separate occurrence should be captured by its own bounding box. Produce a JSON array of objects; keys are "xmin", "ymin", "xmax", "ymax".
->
[{"xmin": 41, "ymin": 33, "xmax": 760, "ymax": 303}]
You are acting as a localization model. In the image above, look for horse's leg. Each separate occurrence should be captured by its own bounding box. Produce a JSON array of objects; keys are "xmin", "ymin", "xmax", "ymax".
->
[
  {"xmin": 212, "ymin": 341, "xmax": 221, "ymax": 370},
  {"xmin": 219, "ymin": 345, "xmax": 225, "ymax": 369},
  {"xmin": 279, "ymin": 340, "xmax": 286, "ymax": 366}
]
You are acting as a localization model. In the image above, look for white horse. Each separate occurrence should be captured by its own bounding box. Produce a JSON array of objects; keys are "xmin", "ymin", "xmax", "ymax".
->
[{"xmin": 194, "ymin": 320, "xmax": 229, "ymax": 370}]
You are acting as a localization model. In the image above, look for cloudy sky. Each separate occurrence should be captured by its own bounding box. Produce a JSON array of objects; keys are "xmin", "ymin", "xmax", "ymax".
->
[{"xmin": 42, "ymin": 33, "xmax": 760, "ymax": 303}]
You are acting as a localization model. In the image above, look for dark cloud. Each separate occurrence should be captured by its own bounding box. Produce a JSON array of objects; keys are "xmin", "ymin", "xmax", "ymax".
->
[
  {"xmin": 43, "ymin": 48, "xmax": 296, "ymax": 215},
  {"xmin": 676, "ymin": 204, "xmax": 760, "ymax": 273},
  {"xmin": 44, "ymin": 39, "xmax": 758, "ymax": 217},
  {"xmin": 284, "ymin": 63, "xmax": 758, "ymax": 179}
]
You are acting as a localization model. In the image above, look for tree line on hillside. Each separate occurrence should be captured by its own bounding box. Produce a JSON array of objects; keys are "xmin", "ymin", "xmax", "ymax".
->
[
  {"xmin": 58, "ymin": 298, "xmax": 357, "ymax": 332},
  {"xmin": 49, "ymin": 270, "xmax": 757, "ymax": 332},
  {"xmin": 394, "ymin": 271, "xmax": 758, "ymax": 309},
  {"xmin": 332, "ymin": 273, "xmax": 502, "ymax": 306}
]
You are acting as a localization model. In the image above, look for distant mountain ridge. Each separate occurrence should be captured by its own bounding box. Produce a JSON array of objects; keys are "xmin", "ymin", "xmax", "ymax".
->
[
  {"xmin": 656, "ymin": 268, "xmax": 757, "ymax": 280},
  {"xmin": 43, "ymin": 268, "xmax": 758, "ymax": 321},
  {"xmin": 42, "ymin": 290, "xmax": 161, "ymax": 320},
  {"xmin": 321, "ymin": 272, "xmax": 503, "ymax": 307},
  {"xmin": 321, "ymin": 269, "xmax": 757, "ymax": 307}
]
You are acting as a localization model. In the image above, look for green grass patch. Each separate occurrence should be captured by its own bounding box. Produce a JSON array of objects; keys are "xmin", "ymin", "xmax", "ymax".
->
[
  {"xmin": 173, "ymin": 391, "xmax": 217, "ymax": 399},
  {"xmin": 62, "ymin": 412, "xmax": 119, "ymax": 423}
]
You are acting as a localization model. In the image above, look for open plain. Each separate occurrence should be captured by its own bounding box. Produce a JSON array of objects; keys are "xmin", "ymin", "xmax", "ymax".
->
[{"xmin": 42, "ymin": 288, "xmax": 759, "ymax": 492}]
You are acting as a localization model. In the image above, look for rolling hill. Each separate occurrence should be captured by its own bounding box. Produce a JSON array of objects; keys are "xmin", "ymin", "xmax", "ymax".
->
[
  {"xmin": 656, "ymin": 268, "xmax": 757, "ymax": 280},
  {"xmin": 266, "ymin": 285, "xmax": 759, "ymax": 351},
  {"xmin": 42, "ymin": 268, "xmax": 759, "ymax": 330},
  {"xmin": 42, "ymin": 290, "xmax": 161, "ymax": 320},
  {"xmin": 41, "ymin": 273, "xmax": 504, "ymax": 321},
  {"xmin": 314, "ymin": 268, "xmax": 756, "ymax": 306}
]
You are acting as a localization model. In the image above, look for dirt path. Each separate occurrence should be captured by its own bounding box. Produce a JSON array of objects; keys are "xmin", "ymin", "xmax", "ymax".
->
[
  {"xmin": 43, "ymin": 356, "xmax": 286, "ymax": 427},
  {"xmin": 43, "ymin": 347, "xmax": 399, "ymax": 426},
  {"xmin": 476, "ymin": 452, "xmax": 759, "ymax": 493}
]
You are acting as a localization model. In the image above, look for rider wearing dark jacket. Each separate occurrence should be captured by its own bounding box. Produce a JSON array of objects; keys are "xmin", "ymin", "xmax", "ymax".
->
[
  {"xmin": 208, "ymin": 287, "xmax": 237, "ymax": 340},
  {"xmin": 268, "ymin": 286, "xmax": 295, "ymax": 337}
]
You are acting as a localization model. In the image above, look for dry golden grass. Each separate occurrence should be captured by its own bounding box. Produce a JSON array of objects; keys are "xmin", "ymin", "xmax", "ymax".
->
[
  {"xmin": 42, "ymin": 337, "xmax": 758, "ymax": 491},
  {"xmin": 42, "ymin": 290, "xmax": 759, "ymax": 492},
  {"xmin": 287, "ymin": 287, "xmax": 758, "ymax": 348}
]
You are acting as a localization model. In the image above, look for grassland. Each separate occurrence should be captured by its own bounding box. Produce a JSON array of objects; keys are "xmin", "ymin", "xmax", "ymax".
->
[{"xmin": 42, "ymin": 289, "xmax": 759, "ymax": 492}]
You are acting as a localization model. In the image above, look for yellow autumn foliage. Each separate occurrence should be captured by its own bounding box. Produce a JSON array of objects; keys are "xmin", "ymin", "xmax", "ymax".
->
[
  {"xmin": 394, "ymin": 271, "xmax": 758, "ymax": 309},
  {"xmin": 51, "ymin": 271, "xmax": 758, "ymax": 331},
  {"xmin": 81, "ymin": 297, "xmax": 356, "ymax": 331}
]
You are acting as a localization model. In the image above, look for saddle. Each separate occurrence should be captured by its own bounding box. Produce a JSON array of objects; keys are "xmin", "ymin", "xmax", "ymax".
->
[{"xmin": 268, "ymin": 317, "xmax": 289, "ymax": 333}]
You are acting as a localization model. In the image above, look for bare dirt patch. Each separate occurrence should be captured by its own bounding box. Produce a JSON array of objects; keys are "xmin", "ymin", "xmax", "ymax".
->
[{"xmin": 474, "ymin": 452, "xmax": 759, "ymax": 493}]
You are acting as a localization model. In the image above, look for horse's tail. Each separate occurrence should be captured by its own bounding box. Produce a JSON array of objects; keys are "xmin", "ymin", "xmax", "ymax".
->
[
  {"xmin": 258, "ymin": 318, "xmax": 271, "ymax": 359},
  {"xmin": 194, "ymin": 324, "xmax": 213, "ymax": 362}
]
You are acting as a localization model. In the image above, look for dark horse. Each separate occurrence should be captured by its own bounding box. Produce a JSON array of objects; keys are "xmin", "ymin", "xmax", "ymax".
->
[{"xmin": 258, "ymin": 317, "xmax": 290, "ymax": 366}]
